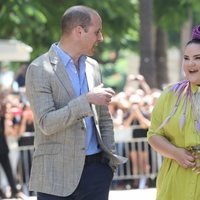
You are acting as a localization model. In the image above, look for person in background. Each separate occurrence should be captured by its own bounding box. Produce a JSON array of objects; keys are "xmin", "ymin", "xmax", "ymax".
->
[
  {"xmin": 0, "ymin": 92, "xmax": 26, "ymax": 199},
  {"xmin": 14, "ymin": 64, "xmax": 28, "ymax": 89},
  {"xmin": 17, "ymin": 101, "xmax": 34, "ymax": 194},
  {"xmin": 125, "ymin": 74, "xmax": 152, "ymax": 97},
  {"xmin": 108, "ymin": 96, "xmax": 125, "ymax": 129},
  {"xmin": 19, "ymin": 102, "xmax": 34, "ymax": 134},
  {"xmin": 123, "ymin": 93, "xmax": 151, "ymax": 188},
  {"xmin": 147, "ymin": 25, "xmax": 200, "ymax": 200},
  {"xmin": 25, "ymin": 5, "xmax": 126, "ymax": 200}
]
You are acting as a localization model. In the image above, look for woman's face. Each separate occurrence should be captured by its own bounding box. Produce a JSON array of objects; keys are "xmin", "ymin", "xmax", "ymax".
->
[{"xmin": 183, "ymin": 43, "xmax": 200, "ymax": 85}]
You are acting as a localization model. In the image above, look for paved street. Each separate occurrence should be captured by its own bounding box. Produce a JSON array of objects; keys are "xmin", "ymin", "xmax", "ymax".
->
[
  {"xmin": 2, "ymin": 188, "xmax": 156, "ymax": 200},
  {"xmin": 109, "ymin": 188, "xmax": 156, "ymax": 200}
]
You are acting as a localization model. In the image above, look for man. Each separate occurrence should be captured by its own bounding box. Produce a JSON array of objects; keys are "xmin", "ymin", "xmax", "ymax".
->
[{"xmin": 25, "ymin": 5, "xmax": 126, "ymax": 200}]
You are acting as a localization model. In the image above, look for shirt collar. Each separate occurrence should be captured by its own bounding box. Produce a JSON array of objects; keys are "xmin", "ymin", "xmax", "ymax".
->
[
  {"xmin": 52, "ymin": 43, "xmax": 71, "ymax": 67},
  {"xmin": 52, "ymin": 43, "xmax": 86, "ymax": 67}
]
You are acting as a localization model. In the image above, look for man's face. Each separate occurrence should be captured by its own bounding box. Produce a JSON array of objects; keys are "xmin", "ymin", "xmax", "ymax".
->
[{"xmin": 80, "ymin": 14, "xmax": 103, "ymax": 56}]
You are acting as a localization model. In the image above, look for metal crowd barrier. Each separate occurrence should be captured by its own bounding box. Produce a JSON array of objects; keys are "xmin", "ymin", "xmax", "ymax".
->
[
  {"xmin": 17, "ymin": 132, "xmax": 35, "ymax": 195},
  {"xmin": 113, "ymin": 127, "xmax": 163, "ymax": 187},
  {"xmin": 114, "ymin": 138, "xmax": 162, "ymax": 179},
  {"xmin": 3, "ymin": 128, "xmax": 162, "ymax": 195}
]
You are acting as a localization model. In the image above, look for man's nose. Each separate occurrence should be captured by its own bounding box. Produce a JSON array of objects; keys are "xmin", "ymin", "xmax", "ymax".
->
[{"xmin": 99, "ymin": 32, "xmax": 103, "ymax": 42}]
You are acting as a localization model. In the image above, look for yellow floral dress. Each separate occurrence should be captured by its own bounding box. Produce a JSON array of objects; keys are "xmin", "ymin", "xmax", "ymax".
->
[{"xmin": 147, "ymin": 83, "xmax": 200, "ymax": 200}]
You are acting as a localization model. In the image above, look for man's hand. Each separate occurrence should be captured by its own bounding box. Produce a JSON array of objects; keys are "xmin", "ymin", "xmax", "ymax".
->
[{"xmin": 86, "ymin": 84, "xmax": 115, "ymax": 106}]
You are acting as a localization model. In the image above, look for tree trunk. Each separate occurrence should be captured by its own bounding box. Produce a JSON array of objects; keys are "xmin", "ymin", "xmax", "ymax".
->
[
  {"xmin": 155, "ymin": 28, "xmax": 168, "ymax": 89},
  {"xmin": 139, "ymin": 0, "xmax": 157, "ymax": 88},
  {"xmin": 179, "ymin": 10, "xmax": 193, "ymax": 79}
]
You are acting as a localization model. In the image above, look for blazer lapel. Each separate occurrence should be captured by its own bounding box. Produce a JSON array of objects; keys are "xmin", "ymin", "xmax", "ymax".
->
[
  {"xmin": 48, "ymin": 46, "xmax": 76, "ymax": 99},
  {"xmin": 85, "ymin": 61, "xmax": 101, "ymax": 133},
  {"xmin": 85, "ymin": 62, "xmax": 95, "ymax": 91},
  {"xmin": 85, "ymin": 61, "xmax": 97, "ymax": 111}
]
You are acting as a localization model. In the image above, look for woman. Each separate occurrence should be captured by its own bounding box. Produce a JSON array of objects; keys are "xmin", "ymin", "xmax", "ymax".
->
[{"xmin": 147, "ymin": 25, "xmax": 200, "ymax": 200}]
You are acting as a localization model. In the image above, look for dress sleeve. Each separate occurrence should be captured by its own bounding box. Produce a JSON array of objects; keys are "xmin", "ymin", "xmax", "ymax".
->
[{"xmin": 147, "ymin": 87, "xmax": 171, "ymax": 140}]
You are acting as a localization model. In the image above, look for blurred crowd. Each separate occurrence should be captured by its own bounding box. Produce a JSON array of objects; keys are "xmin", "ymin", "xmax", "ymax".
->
[
  {"xmin": 0, "ymin": 64, "xmax": 34, "ymax": 199},
  {"xmin": 108, "ymin": 74, "xmax": 161, "ymax": 189},
  {"xmin": 0, "ymin": 64, "xmax": 161, "ymax": 197},
  {"xmin": 108, "ymin": 74, "xmax": 161, "ymax": 130}
]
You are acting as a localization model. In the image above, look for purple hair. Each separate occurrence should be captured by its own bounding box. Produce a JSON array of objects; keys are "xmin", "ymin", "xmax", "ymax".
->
[
  {"xmin": 186, "ymin": 25, "xmax": 200, "ymax": 46},
  {"xmin": 192, "ymin": 25, "xmax": 200, "ymax": 40}
]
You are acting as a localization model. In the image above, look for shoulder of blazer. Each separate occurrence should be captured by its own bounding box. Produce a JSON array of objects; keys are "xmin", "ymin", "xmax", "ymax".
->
[
  {"xmin": 29, "ymin": 52, "xmax": 49, "ymax": 69},
  {"xmin": 85, "ymin": 56, "xmax": 101, "ymax": 75},
  {"xmin": 85, "ymin": 56, "xmax": 98, "ymax": 66},
  {"xmin": 30, "ymin": 45, "xmax": 59, "ymax": 66}
]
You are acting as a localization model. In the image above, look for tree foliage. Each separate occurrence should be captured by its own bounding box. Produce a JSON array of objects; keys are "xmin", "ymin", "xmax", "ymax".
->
[
  {"xmin": 153, "ymin": 0, "xmax": 200, "ymax": 45},
  {"xmin": 0, "ymin": 0, "xmax": 139, "ymax": 61},
  {"xmin": 154, "ymin": 0, "xmax": 191, "ymax": 30},
  {"xmin": 2, "ymin": 0, "xmax": 200, "ymax": 89}
]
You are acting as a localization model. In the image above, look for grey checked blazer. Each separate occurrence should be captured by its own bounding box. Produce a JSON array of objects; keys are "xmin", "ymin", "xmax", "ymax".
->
[{"xmin": 25, "ymin": 46, "xmax": 127, "ymax": 197}]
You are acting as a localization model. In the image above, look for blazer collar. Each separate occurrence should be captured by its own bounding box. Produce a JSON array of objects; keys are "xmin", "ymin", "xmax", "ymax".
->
[
  {"xmin": 48, "ymin": 45, "xmax": 76, "ymax": 98},
  {"xmin": 48, "ymin": 45, "xmax": 96, "ymax": 100}
]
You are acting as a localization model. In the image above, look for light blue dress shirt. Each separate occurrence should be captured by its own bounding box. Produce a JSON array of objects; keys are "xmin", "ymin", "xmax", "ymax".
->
[{"xmin": 52, "ymin": 43, "xmax": 101, "ymax": 155}]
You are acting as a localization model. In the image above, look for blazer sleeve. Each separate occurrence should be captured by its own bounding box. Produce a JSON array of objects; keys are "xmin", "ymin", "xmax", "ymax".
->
[{"xmin": 25, "ymin": 56, "xmax": 93, "ymax": 136}]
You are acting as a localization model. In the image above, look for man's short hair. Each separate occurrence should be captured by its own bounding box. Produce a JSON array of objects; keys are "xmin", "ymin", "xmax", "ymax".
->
[{"xmin": 61, "ymin": 5, "xmax": 99, "ymax": 35}]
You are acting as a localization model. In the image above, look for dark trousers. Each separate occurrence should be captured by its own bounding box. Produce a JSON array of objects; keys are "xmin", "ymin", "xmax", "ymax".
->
[
  {"xmin": 37, "ymin": 161, "xmax": 113, "ymax": 200},
  {"xmin": 0, "ymin": 153, "xmax": 17, "ymax": 194}
]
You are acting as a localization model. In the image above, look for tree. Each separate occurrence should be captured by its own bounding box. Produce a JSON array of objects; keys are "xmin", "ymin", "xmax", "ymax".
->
[
  {"xmin": 155, "ymin": 28, "xmax": 168, "ymax": 89},
  {"xmin": 139, "ymin": 0, "xmax": 156, "ymax": 88},
  {"xmin": 0, "ymin": 0, "xmax": 138, "ymax": 62},
  {"xmin": 2, "ymin": 0, "xmax": 200, "ymax": 90},
  {"xmin": 153, "ymin": 0, "xmax": 196, "ymax": 87}
]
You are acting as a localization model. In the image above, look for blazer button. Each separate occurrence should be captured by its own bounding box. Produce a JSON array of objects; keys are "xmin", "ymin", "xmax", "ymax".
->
[
  {"xmin": 81, "ymin": 127, "xmax": 85, "ymax": 130},
  {"xmin": 81, "ymin": 147, "xmax": 85, "ymax": 150}
]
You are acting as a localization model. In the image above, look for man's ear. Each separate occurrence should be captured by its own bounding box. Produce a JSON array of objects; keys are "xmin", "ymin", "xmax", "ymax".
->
[{"xmin": 73, "ymin": 25, "xmax": 84, "ymax": 37}]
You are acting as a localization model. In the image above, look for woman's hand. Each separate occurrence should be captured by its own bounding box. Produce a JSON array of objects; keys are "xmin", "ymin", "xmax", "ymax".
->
[
  {"xmin": 148, "ymin": 135, "xmax": 196, "ymax": 170},
  {"xmin": 173, "ymin": 147, "xmax": 196, "ymax": 169},
  {"xmin": 192, "ymin": 153, "xmax": 200, "ymax": 174}
]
